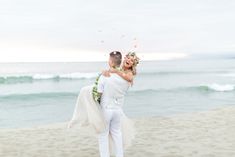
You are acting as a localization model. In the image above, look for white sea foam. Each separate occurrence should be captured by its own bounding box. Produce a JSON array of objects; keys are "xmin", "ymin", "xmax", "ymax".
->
[
  {"xmin": 207, "ymin": 83, "xmax": 234, "ymax": 92},
  {"xmin": 33, "ymin": 74, "xmax": 57, "ymax": 79},
  {"xmin": 0, "ymin": 72, "xmax": 99, "ymax": 82}
]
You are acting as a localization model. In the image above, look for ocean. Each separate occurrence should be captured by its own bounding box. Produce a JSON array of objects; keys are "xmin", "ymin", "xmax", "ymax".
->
[{"xmin": 0, "ymin": 59, "xmax": 235, "ymax": 128}]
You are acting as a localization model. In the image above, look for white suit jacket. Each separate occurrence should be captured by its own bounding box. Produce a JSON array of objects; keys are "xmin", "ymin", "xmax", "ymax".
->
[{"xmin": 97, "ymin": 73, "xmax": 130, "ymax": 108}]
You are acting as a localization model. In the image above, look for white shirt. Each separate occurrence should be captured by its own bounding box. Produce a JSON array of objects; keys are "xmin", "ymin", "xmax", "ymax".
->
[{"xmin": 97, "ymin": 73, "xmax": 130, "ymax": 108}]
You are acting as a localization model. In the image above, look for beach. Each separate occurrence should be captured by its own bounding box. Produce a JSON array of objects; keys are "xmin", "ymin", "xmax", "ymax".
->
[
  {"xmin": 0, "ymin": 106, "xmax": 234, "ymax": 157},
  {"xmin": 1, "ymin": 0, "xmax": 235, "ymax": 156}
]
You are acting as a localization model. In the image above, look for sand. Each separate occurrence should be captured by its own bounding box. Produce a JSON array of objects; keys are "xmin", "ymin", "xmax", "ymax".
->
[{"xmin": 0, "ymin": 106, "xmax": 235, "ymax": 157}]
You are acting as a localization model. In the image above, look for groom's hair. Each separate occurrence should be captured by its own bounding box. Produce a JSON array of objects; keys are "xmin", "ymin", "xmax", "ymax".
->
[{"xmin": 110, "ymin": 51, "xmax": 122, "ymax": 67}]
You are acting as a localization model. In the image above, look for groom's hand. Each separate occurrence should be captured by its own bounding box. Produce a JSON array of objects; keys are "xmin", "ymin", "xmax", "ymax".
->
[
  {"xmin": 109, "ymin": 68, "xmax": 118, "ymax": 73},
  {"xmin": 102, "ymin": 70, "xmax": 111, "ymax": 77}
]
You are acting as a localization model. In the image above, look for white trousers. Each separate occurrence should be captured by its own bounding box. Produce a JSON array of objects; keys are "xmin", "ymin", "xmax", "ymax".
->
[{"xmin": 98, "ymin": 107, "xmax": 123, "ymax": 157}]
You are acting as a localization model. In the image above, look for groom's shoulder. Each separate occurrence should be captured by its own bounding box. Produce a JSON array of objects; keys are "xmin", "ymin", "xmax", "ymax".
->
[
  {"xmin": 99, "ymin": 73, "xmax": 122, "ymax": 81},
  {"xmin": 97, "ymin": 74, "xmax": 107, "ymax": 84}
]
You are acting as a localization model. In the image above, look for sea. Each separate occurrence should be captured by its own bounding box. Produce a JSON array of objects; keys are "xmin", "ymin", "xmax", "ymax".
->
[{"xmin": 0, "ymin": 59, "xmax": 235, "ymax": 128}]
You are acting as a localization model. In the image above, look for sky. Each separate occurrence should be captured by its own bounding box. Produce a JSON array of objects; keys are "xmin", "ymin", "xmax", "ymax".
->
[{"xmin": 0, "ymin": 0, "xmax": 235, "ymax": 62}]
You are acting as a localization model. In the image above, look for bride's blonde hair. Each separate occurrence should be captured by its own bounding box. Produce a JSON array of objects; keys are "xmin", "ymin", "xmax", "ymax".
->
[{"xmin": 126, "ymin": 52, "xmax": 140, "ymax": 75}]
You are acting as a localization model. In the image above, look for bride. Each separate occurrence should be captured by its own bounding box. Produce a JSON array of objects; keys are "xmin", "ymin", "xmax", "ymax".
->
[{"xmin": 67, "ymin": 52, "xmax": 140, "ymax": 149}]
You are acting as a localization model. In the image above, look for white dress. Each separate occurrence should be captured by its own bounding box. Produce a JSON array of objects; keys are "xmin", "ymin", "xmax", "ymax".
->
[{"xmin": 68, "ymin": 85, "xmax": 135, "ymax": 149}]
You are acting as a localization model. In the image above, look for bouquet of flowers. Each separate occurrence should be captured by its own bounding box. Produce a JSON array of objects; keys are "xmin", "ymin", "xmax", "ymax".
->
[{"xmin": 92, "ymin": 74, "xmax": 102, "ymax": 104}]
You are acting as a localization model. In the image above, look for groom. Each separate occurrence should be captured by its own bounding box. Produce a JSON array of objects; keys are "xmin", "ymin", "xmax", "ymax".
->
[{"xmin": 97, "ymin": 51, "xmax": 129, "ymax": 157}]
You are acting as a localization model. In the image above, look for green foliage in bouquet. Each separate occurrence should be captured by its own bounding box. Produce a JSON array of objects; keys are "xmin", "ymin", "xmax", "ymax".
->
[{"xmin": 92, "ymin": 74, "xmax": 102, "ymax": 104}]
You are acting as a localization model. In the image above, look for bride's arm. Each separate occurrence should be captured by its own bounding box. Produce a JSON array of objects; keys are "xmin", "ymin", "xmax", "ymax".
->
[
  {"xmin": 101, "ymin": 68, "xmax": 133, "ymax": 83},
  {"xmin": 110, "ymin": 68, "xmax": 133, "ymax": 83}
]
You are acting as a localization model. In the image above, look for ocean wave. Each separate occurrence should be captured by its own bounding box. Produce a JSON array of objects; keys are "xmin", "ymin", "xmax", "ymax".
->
[
  {"xmin": 0, "ymin": 92, "xmax": 78, "ymax": 100},
  {"xmin": 204, "ymin": 84, "xmax": 235, "ymax": 92},
  {"xmin": 0, "ymin": 71, "xmax": 234, "ymax": 84},
  {"xmin": 0, "ymin": 72, "xmax": 99, "ymax": 84},
  {"xmin": 0, "ymin": 83, "xmax": 233, "ymax": 100},
  {"xmin": 130, "ymin": 83, "xmax": 235, "ymax": 94}
]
